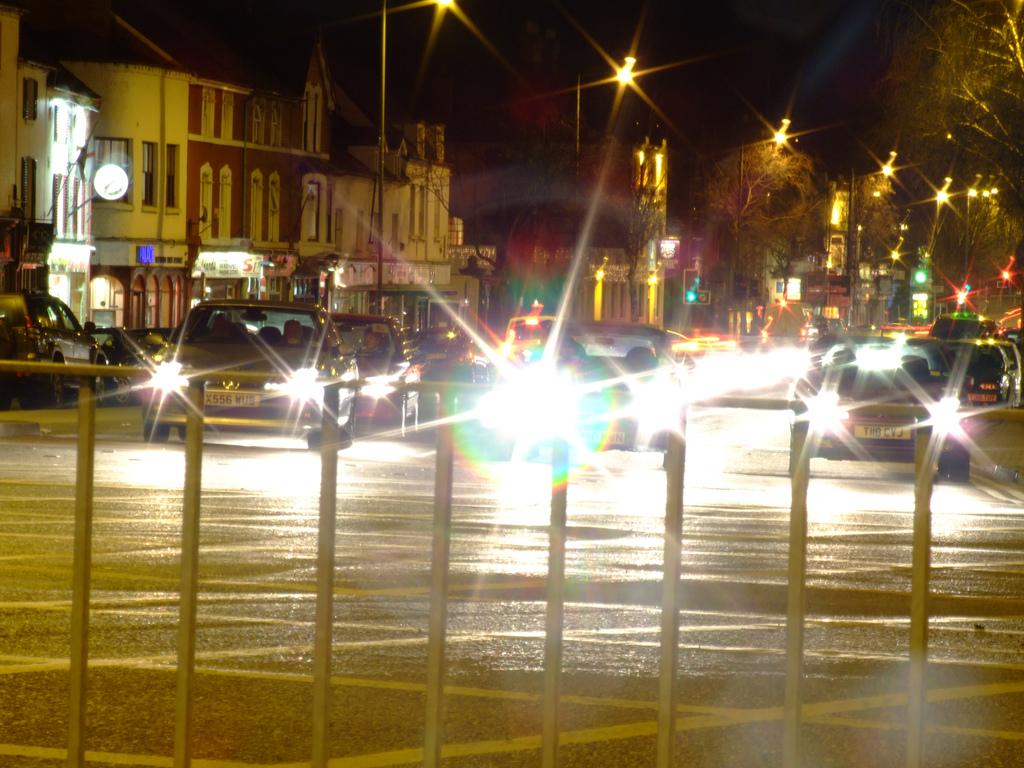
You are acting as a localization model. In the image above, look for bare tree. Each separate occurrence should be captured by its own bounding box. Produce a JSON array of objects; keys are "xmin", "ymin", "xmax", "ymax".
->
[{"xmin": 706, "ymin": 140, "xmax": 820, "ymax": 330}]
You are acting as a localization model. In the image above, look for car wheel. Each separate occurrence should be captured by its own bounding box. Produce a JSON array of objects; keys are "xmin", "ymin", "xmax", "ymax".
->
[
  {"xmin": 143, "ymin": 420, "xmax": 171, "ymax": 443},
  {"xmin": 306, "ymin": 426, "xmax": 353, "ymax": 451},
  {"xmin": 937, "ymin": 444, "xmax": 971, "ymax": 483},
  {"xmin": 103, "ymin": 376, "xmax": 133, "ymax": 407},
  {"xmin": 50, "ymin": 366, "xmax": 70, "ymax": 408}
]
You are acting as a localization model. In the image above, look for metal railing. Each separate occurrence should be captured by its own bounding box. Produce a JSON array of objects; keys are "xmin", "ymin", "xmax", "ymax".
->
[{"xmin": 1, "ymin": 358, "xmax": 1023, "ymax": 768}]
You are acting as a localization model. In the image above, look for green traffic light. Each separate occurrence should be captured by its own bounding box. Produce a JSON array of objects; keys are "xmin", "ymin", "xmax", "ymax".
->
[
  {"xmin": 913, "ymin": 269, "xmax": 928, "ymax": 285},
  {"xmin": 685, "ymin": 289, "xmax": 698, "ymax": 303}
]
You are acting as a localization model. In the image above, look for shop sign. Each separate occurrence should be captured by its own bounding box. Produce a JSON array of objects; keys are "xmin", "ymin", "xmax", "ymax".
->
[
  {"xmin": 48, "ymin": 242, "xmax": 93, "ymax": 272},
  {"xmin": 94, "ymin": 164, "xmax": 130, "ymax": 200},
  {"xmin": 264, "ymin": 253, "xmax": 297, "ymax": 278},
  {"xmin": 195, "ymin": 251, "xmax": 262, "ymax": 279},
  {"xmin": 659, "ymin": 238, "xmax": 680, "ymax": 263}
]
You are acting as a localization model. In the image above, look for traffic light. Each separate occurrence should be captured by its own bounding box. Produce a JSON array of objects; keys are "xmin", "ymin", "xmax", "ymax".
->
[
  {"xmin": 685, "ymin": 288, "xmax": 698, "ymax": 303},
  {"xmin": 913, "ymin": 266, "xmax": 929, "ymax": 285}
]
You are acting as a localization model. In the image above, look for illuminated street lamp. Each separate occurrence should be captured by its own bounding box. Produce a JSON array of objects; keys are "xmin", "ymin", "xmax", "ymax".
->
[
  {"xmin": 936, "ymin": 177, "xmax": 952, "ymax": 205},
  {"xmin": 773, "ymin": 117, "xmax": 791, "ymax": 146},
  {"xmin": 881, "ymin": 150, "xmax": 897, "ymax": 177},
  {"xmin": 616, "ymin": 56, "xmax": 636, "ymax": 85}
]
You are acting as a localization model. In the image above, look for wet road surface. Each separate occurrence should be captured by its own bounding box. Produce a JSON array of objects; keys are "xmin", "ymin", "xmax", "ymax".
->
[{"xmin": 2, "ymin": 405, "xmax": 1024, "ymax": 766}]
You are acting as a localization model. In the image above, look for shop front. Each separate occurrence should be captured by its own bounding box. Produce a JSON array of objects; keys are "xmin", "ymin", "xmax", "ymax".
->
[
  {"xmin": 47, "ymin": 242, "xmax": 93, "ymax": 323},
  {"xmin": 193, "ymin": 250, "xmax": 264, "ymax": 303},
  {"xmin": 331, "ymin": 260, "xmax": 464, "ymax": 332}
]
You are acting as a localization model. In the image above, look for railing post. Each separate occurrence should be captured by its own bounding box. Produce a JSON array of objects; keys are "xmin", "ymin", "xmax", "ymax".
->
[
  {"xmin": 783, "ymin": 417, "xmax": 810, "ymax": 768},
  {"xmin": 657, "ymin": 409, "xmax": 687, "ymax": 768},
  {"xmin": 312, "ymin": 384, "xmax": 342, "ymax": 768},
  {"xmin": 907, "ymin": 424, "xmax": 934, "ymax": 768},
  {"xmin": 67, "ymin": 375, "xmax": 97, "ymax": 768},
  {"xmin": 174, "ymin": 381, "xmax": 205, "ymax": 768},
  {"xmin": 541, "ymin": 438, "xmax": 570, "ymax": 768},
  {"xmin": 424, "ymin": 386, "xmax": 454, "ymax": 768}
]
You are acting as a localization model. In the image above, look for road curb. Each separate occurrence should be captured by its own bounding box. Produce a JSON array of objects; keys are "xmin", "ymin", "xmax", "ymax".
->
[{"xmin": 0, "ymin": 421, "xmax": 41, "ymax": 437}]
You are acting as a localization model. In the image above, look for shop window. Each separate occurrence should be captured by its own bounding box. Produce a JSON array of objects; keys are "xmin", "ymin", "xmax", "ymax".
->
[
  {"xmin": 159, "ymin": 276, "xmax": 172, "ymax": 326},
  {"xmin": 146, "ymin": 274, "xmax": 158, "ymax": 326}
]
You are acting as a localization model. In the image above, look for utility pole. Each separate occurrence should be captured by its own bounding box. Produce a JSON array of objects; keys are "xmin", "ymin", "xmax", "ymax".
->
[{"xmin": 375, "ymin": 0, "xmax": 387, "ymax": 316}]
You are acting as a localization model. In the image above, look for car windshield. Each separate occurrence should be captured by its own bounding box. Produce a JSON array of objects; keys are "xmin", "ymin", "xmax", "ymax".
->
[
  {"xmin": 184, "ymin": 306, "xmax": 320, "ymax": 346},
  {"xmin": 335, "ymin": 319, "xmax": 397, "ymax": 358}
]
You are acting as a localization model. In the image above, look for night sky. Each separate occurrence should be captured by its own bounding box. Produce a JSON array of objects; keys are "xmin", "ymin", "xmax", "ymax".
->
[{"xmin": 197, "ymin": 0, "xmax": 891, "ymax": 170}]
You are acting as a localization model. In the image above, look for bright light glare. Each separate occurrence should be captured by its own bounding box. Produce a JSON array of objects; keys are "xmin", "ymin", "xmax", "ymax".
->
[
  {"xmin": 265, "ymin": 367, "xmax": 324, "ymax": 405},
  {"xmin": 632, "ymin": 375, "xmax": 684, "ymax": 434},
  {"xmin": 855, "ymin": 343, "xmax": 904, "ymax": 371},
  {"xmin": 478, "ymin": 366, "xmax": 576, "ymax": 444},
  {"xmin": 805, "ymin": 390, "xmax": 848, "ymax": 434},
  {"xmin": 617, "ymin": 56, "xmax": 636, "ymax": 85},
  {"xmin": 363, "ymin": 373, "xmax": 400, "ymax": 400},
  {"xmin": 148, "ymin": 361, "xmax": 187, "ymax": 394},
  {"xmin": 927, "ymin": 396, "xmax": 963, "ymax": 436}
]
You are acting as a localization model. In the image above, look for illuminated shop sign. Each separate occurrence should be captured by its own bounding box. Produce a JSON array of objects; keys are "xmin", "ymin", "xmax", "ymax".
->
[
  {"xmin": 47, "ymin": 242, "xmax": 93, "ymax": 272},
  {"xmin": 137, "ymin": 245, "xmax": 155, "ymax": 265},
  {"xmin": 195, "ymin": 251, "xmax": 262, "ymax": 279},
  {"xmin": 93, "ymin": 164, "xmax": 130, "ymax": 200}
]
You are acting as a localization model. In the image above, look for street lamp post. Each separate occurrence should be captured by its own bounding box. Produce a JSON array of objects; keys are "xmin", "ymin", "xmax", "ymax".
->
[{"xmin": 375, "ymin": 0, "xmax": 387, "ymax": 316}]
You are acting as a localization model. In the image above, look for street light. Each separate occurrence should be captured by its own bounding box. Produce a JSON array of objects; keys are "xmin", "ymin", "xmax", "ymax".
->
[
  {"xmin": 881, "ymin": 150, "xmax": 897, "ymax": 177},
  {"xmin": 374, "ymin": 0, "xmax": 451, "ymax": 317},
  {"xmin": 773, "ymin": 117, "xmax": 791, "ymax": 145},
  {"xmin": 616, "ymin": 56, "xmax": 636, "ymax": 85}
]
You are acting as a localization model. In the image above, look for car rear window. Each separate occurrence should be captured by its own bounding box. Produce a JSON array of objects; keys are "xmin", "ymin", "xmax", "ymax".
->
[{"xmin": 185, "ymin": 306, "xmax": 320, "ymax": 344}]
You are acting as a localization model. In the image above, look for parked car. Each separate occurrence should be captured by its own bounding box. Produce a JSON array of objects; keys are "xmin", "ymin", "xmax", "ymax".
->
[
  {"xmin": 330, "ymin": 313, "xmax": 419, "ymax": 433},
  {"xmin": 0, "ymin": 291, "xmax": 107, "ymax": 409},
  {"xmin": 929, "ymin": 311, "xmax": 1004, "ymax": 341},
  {"xmin": 792, "ymin": 335, "xmax": 974, "ymax": 482},
  {"xmin": 143, "ymin": 300, "xmax": 358, "ymax": 449},
  {"xmin": 89, "ymin": 326, "xmax": 167, "ymax": 406}
]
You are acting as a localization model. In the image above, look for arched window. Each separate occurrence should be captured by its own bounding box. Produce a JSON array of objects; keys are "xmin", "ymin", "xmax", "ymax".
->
[
  {"xmin": 250, "ymin": 170, "xmax": 264, "ymax": 242},
  {"xmin": 218, "ymin": 166, "xmax": 232, "ymax": 240},
  {"xmin": 130, "ymin": 275, "xmax": 146, "ymax": 328},
  {"xmin": 268, "ymin": 173, "xmax": 280, "ymax": 242},
  {"xmin": 199, "ymin": 163, "xmax": 213, "ymax": 240},
  {"xmin": 159, "ymin": 275, "xmax": 172, "ymax": 326},
  {"xmin": 146, "ymin": 274, "xmax": 158, "ymax": 326}
]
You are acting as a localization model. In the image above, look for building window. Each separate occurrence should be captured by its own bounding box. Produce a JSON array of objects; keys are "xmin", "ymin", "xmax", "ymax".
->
[
  {"xmin": 22, "ymin": 77, "xmax": 37, "ymax": 121},
  {"xmin": 268, "ymin": 172, "xmax": 280, "ymax": 242},
  {"xmin": 391, "ymin": 212, "xmax": 399, "ymax": 250},
  {"xmin": 333, "ymin": 209, "xmax": 343, "ymax": 248},
  {"xmin": 356, "ymin": 210, "xmax": 365, "ymax": 252},
  {"xmin": 269, "ymin": 103, "xmax": 281, "ymax": 146},
  {"xmin": 72, "ymin": 177, "xmax": 81, "ymax": 237},
  {"xmin": 20, "ymin": 157, "xmax": 36, "ymax": 218},
  {"xmin": 408, "ymin": 187, "xmax": 416, "ymax": 239},
  {"xmin": 201, "ymin": 87, "xmax": 215, "ymax": 136},
  {"xmin": 218, "ymin": 166, "xmax": 232, "ymax": 239},
  {"xmin": 165, "ymin": 144, "xmax": 179, "ymax": 208},
  {"xmin": 52, "ymin": 174, "xmax": 65, "ymax": 235},
  {"xmin": 433, "ymin": 186, "xmax": 441, "ymax": 240},
  {"xmin": 304, "ymin": 180, "xmax": 320, "ymax": 241},
  {"xmin": 250, "ymin": 170, "xmax": 263, "ymax": 242},
  {"xmin": 221, "ymin": 92, "xmax": 234, "ymax": 140},
  {"xmin": 199, "ymin": 163, "xmax": 213, "ymax": 238},
  {"xmin": 303, "ymin": 86, "xmax": 321, "ymax": 151},
  {"xmin": 142, "ymin": 141, "xmax": 157, "ymax": 206},
  {"xmin": 93, "ymin": 137, "xmax": 131, "ymax": 202},
  {"xmin": 418, "ymin": 187, "xmax": 426, "ymax": 238},
  {"xmin": 251, "ymin": 101, "xmax": 264, "ymax": 144},
  {"xmin": 53, "ymin": 103, "xmax": 69, "ymax": 144}
]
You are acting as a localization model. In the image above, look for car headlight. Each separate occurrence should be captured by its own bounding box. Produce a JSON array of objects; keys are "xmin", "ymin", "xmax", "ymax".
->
[
  {"xmin": 478, "ymin": 366, "xmax": 577, "ymax": 442},
  {"xmin": 364, "ymin": 372, "xmax": 401, "ymax": 399},
  {"xmin": 265, "ymin": 367, "xmax": 325, "ymax": 406},
  {"xmin": 805, "ymin": 390, "xmax": 849, "ymax": 434},
  {"xmin": 147, "ymin": 361, "xmax": 188, "ymax": 395},
  {"xmin": 927, "ymin": 395, "xmax": 963, "ymax": 436}
]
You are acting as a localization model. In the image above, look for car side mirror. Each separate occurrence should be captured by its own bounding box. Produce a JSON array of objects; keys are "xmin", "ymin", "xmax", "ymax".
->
[{"xmin": 84, "ymin": 321, "xmax": 96, "ymax": 334}]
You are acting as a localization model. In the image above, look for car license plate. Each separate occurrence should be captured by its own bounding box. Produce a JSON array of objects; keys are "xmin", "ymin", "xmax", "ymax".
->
[
  {"xmin": 205, "ymin": 390, "xmax": 260, "ymax": 407},
  {"xmin": 969, "ymin": 393, "xmax": 998, "ymax": 403},
  {"xmin": 854, "ymin": 424, "xmax": 909, "ymax": 440}
]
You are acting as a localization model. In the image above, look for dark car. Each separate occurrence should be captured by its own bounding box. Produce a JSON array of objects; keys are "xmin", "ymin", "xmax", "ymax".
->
[
  {"xmin": 409, "ymin": 325, "xmax": 495, "ymax": 422},
  {"xmin": 929, "ymin": 312, "xmax": 1004, "ymax": 341},
  {"xmin": 936, "ymin": 339, "xmax": 1022, "ymax": 408},
  {"xmin": 143, "ymin": 300, "xmax": 358, "ymax": 449},
  {"xmin": 90, "ymin": 327, "xmax": 169, "ymax": 406},
  {"xmin": 330, "ymin": 313, "xmax": 419, "ymax": 433},
  {"xmin": 476, "ymin": 321, "xmax": 689, "ymax": 460},
  {"xmin": 792, "ymin": 336, "xmax": 973, "ymax": 482},
  {"xmin": 0, "ymin": 291, "xmax": 107, "ymax": 409}
]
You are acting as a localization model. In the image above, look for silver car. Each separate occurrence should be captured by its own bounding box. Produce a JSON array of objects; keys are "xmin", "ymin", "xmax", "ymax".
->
[{"xmin": 142, "ymin": 300, "xmax": 358, "ymax": 449}]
